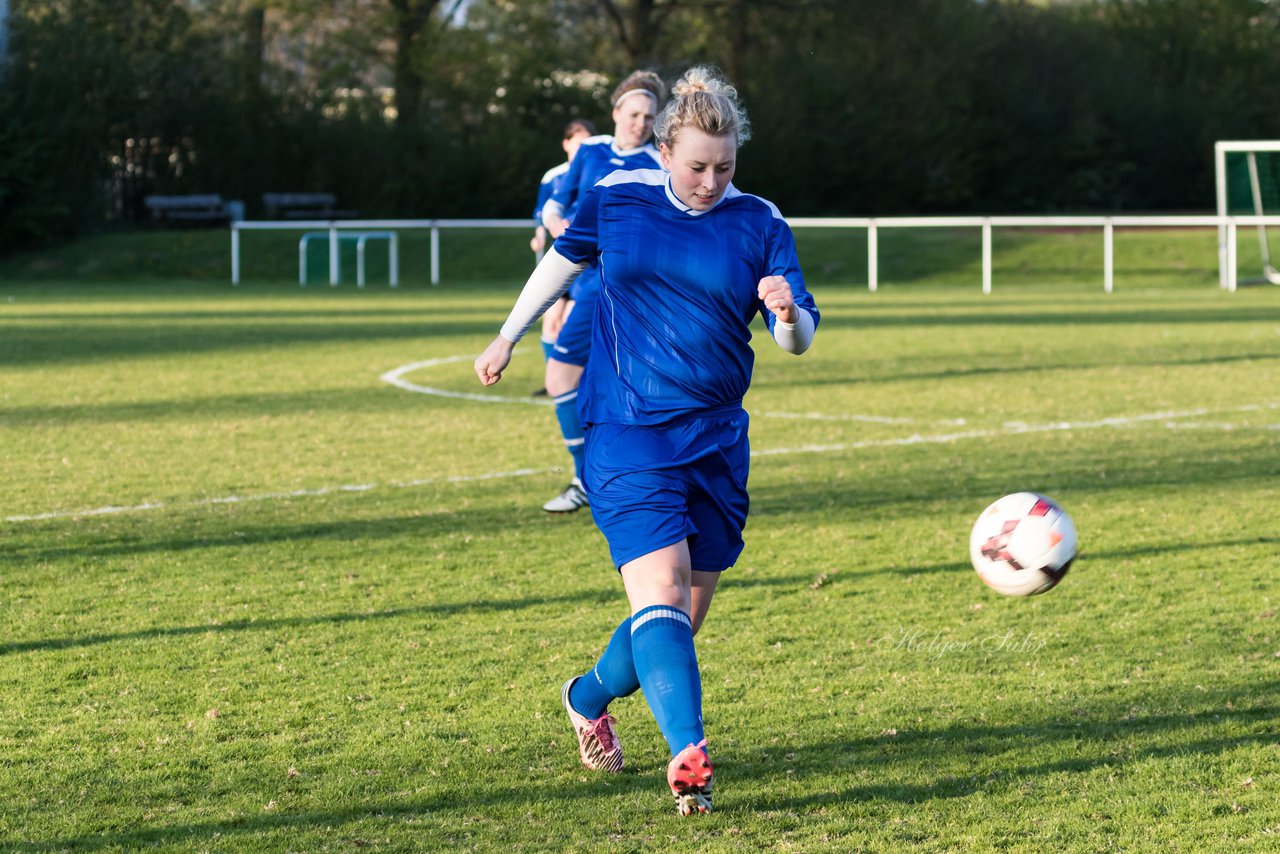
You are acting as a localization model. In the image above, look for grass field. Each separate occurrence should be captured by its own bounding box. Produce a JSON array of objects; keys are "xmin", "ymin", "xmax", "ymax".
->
[{"xmin": 2, "ymin": 229, "xmax": 1279, "ymax": 851}]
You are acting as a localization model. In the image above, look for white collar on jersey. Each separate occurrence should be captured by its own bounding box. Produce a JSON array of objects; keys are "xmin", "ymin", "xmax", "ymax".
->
[
  {"xmin": 610, "ymin": 140, "xmax": 658, "ymax": 158},
  {"xmin": 664, "ymin": 178, "xmax": 740, "ymax": 216}
]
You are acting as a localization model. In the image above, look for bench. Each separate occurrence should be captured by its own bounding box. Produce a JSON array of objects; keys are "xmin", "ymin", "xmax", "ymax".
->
[
  {"xmin": 263, "ymin": 192, "xmax": 358, "ymax": 220},
  {"xmin": 144, "ymin": 194, "xmax": 230, "ymax": 224}
]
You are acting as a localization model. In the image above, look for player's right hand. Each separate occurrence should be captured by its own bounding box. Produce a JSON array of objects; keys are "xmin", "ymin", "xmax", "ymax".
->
[
  {"xmin": 474, "ymin": 337, "xmax": 515, "ymax": 386},
  {"xmin": 758, "ymin": 275, "xmax": 798, "ymax": 324}
]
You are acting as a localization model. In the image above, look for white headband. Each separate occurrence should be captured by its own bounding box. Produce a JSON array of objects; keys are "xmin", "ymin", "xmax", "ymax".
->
[{"xmin": 613, "ymin": 88, "xmax": 658, "ymax": 109}]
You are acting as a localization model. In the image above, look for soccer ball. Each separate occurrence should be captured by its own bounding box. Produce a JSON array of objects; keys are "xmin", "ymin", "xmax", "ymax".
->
[{"xmin": 969, "ymin": 492, "xmax": 1077, "ymax": 596}]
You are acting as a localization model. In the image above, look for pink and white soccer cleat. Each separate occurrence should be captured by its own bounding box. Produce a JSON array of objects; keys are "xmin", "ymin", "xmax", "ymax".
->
[
  {"xmin": 666, "ymin": 740, "xmax": 713, "ymax": 815},
  {"xmin": 560, "ymin": 678, "xmax": 623, "ymax": 772}
]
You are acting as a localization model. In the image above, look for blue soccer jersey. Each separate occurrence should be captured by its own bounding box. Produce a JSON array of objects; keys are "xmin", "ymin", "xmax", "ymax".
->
[
  {"xmin": 552, "ymin": 169, "xmax": 820, "ymax": 426},
  {"xmin": 545, "ymin": 135, "xmax": 664, "ymax": 225},
  {"xmin": 533, "ymin": 161, "xmax": 571, "ymax": 222}
]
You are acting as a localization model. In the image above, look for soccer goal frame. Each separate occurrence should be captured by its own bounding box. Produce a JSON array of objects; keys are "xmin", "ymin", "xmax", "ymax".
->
[{"xmin": 1215, "ymin": 140, "xmax": 1280, "ymax": 287}]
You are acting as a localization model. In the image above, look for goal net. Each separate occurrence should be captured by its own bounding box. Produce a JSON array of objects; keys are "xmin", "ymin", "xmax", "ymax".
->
[{"xmin": 1215, "ymin": 140, "xmax": 1280, "ymax": 287}]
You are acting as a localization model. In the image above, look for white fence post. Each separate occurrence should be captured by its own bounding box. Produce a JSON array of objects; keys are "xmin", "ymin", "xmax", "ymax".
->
[
  {"xmin": 1227, "ymin": 219, "xmax": 1238, "ymax": 292},
  {"xmin": 982, "ymin": 219, "xmax": 992, "ymax": 294},
  {"xmin": 1104, "ymin": 219, "xmax": 1114, "ymax": 294},
  {"xmin": 430, "ymin": 226, "xmax": 440, "ymax": 286},
  {"xmin": 356, "ymin": 235, "xmax": 368, "ymax": 288},
  {"xmin": 390, "ymin": 232, "xmax": 400, "ymax": 287},
  {"xmin": 231, "ymin": 225, "xmax": 241, "ymax": 286},
  {"xmin": 867, "ymin": 221, "xmax": 878, "ymax": 293},
  {"xmin": 328, "ymin": 226, "xmax": 339, "ymax": 286}
]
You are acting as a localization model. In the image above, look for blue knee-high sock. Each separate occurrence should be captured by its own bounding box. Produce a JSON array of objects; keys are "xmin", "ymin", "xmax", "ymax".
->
[
  {"xmin": 568, "ymin": 617, "xmax": 640, "ymax": 719},
  {"xmin": 553, "ymin": 389, "xmax": 585, "ymax": 481},
  {"xmin": 630, "ymin": 605, "xmax": 704, "ymax": 756},
  {"xmin": 541, "ymin": 337, "xmax": 556, "ymax": 362}
]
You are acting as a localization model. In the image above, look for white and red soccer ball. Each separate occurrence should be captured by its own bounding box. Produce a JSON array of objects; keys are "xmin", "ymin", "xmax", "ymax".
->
[{"xmin": 969, "ymin": 492, "xmax": 1077, "ymax": 596}]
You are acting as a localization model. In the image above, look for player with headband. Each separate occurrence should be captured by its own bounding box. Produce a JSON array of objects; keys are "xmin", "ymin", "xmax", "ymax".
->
[{"xmin": 536, "ymin": 70, "xmax": 666, "ymax": 513}]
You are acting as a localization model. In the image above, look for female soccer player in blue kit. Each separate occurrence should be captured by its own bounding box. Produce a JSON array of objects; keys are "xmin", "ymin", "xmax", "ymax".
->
[
  {"xmin": 536, "ymin": 70, "xmax": 666, "ymax": 513},
  {"xmin": 474, "ymin": 67, "xmax": 819, "ymax": 816},
  {"xmin": 530, "ymin": 118, "xmax": 596, "ymax": 259}
]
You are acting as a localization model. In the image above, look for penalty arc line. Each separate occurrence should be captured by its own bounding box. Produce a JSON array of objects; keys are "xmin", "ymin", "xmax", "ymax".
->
[
  {"xmin": 382, "ymin": 357, "xmax": 941, "ymax": 423},
  {"xmin": 380, "ymin": 355, "xmax": 553, "ymax": 406}
]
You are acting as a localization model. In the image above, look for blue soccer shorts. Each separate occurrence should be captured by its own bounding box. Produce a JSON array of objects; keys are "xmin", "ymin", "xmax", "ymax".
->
[
  {"xmin": 551, "ymin": 268, "xmax": 601, "ymax": 367},
  {"xmin": 584, "ymin": 408, "xmax": 751, "ymax": 572}
]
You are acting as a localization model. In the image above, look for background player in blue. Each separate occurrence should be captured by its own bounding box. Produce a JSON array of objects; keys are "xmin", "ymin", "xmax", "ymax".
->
[
  {"xmin": 536, "ymin": 70, "xmax": 666, "ymax": 513},
  {"xmin": 529, "ymin": 118, "xmax": 595, "ymax": 393},
  {"xmin": 474, "ymin": 67, "xmax": 819, "ymax": 816}
]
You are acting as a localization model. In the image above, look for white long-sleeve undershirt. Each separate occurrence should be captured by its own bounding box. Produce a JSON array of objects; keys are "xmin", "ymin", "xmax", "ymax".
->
[
  {"xmin": 772, "ymin": 307, "xmax": 816, "ymax": 354},
  {"xmin": 499, "ymin": 247, "xmax": 588, "ymax": 343}
]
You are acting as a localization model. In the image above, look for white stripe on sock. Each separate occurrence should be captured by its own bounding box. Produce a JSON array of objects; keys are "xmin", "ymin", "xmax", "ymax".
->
[{"xmin": 630, "ymin": 607, "xmax": 691, "ymax": 634}]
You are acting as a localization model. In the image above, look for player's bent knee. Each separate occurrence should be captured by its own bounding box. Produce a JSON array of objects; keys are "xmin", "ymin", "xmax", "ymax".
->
[{"xmin": 546, "ymin": 359, "xmax": 584, "ymax": 397}]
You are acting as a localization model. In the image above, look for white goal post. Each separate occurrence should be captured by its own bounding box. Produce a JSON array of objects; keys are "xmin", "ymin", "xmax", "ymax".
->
[{"xmin": 1215, "ymin": 140, "xmax": 1280, "ymax": 287}]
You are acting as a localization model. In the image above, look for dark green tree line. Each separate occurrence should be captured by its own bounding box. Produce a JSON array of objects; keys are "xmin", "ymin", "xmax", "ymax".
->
[{"xmin": 3, "ymin": 0, "xmax": 1280, "ymax": 253}]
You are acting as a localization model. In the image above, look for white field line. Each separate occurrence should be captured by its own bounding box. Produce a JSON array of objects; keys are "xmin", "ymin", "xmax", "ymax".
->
[
  {"xmin": 1161, "ymin": 421, "xmax": 1280, "ymax": 431},
  {"xmin": 8, "ymin": 355, "xmax": 1279, "ymax": 526},
  {"xmin": 4, "ymin": 468, "xmax": 555, "ymax": 524},
  {"xmin": 380, "ymin": 355, "xmax": 553, "ymax": 406},
  {"xmin": 759, "ymin": 411, "xmax": 967, "ymax": 426},
  {"xmin": 751, "ymin": 402, "xmax": 1280, "ymax": 457}
]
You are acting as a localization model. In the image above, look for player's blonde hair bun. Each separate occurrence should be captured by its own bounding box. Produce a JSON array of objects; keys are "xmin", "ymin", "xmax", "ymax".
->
[{"xmin": 656, "ymin": 66, "xmax": 751, "ymax": 148}]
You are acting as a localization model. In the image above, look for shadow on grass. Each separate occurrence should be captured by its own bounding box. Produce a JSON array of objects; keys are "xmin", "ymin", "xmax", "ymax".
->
[
  {"xmin": 0, "ymin": 383, "xmax": 506, "ymax": 427},
  {"xmin": 5, "ymin": 504, "xmax": 566, "ymax": 568},
  {"xmin": 738, "ymin": 692, "xmax": 1278, "ymax": 813},
  {"xmin": 750, "ymin": 438, "xmax": 1280, "ymax": 521},
  {"xmin": 0, "ymin": 318, "xmax": 502, "ymax": 367},
  {"xmin": 6, "ymin": 285, "xmax": 1279, "ymax": 370},
  {"xmin": 751, "ymin": 349, "xmax": 1280, "ymax": 390},
  {"xmin": 725, "ymin": 533, "xmax": 1280, "ymax": 593},
  {"xmin": 6, "ymin": 308, "xmax": 503, "ymax": 323},
  {"xmin": 1, "ymin": 774, "xmax": 659, "ymax": 852},
  {"xmin": 7, "ymin": 685, "xmax": 1274, "ymax": 850},
  {"xmin": 1, "ymin": 507, "xmax": 824, "ymax": 656},
  {"xmin": 0, "ymin": 589, "xmax": 616, "ymax": 657},
  {"xmin": 0, "ymin": 574, "xmax": 828, "ymax": 658},
  {"xmin": 0, "ymin": 576, "xmax": 815, "ymax": 658}
]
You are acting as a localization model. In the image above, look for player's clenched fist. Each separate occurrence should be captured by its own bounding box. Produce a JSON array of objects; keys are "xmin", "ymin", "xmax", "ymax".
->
[
  {"xmin": 474, "ymin": 336, "xmax": 515, "ymax": 386},
  {"xmin": 757, "ymin": 275, "xmax": 798, "ymax": 324}
]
